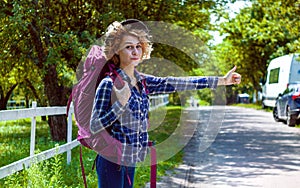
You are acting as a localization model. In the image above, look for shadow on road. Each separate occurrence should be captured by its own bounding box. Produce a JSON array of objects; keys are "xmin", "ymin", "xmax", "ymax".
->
[{"xmin": 157, "ymin": 106, "xmax": 300, "ymax": 188}]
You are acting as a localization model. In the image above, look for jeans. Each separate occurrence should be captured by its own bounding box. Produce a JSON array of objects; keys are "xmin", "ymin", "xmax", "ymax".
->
[{"xmin": 96, "ymin": 155, "xmax": 135, "ymax": 188}]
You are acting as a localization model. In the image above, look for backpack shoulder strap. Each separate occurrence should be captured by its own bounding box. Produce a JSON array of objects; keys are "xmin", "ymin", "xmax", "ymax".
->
[
  {"xmin": 139, "ymin": 74, "xmax": 149, "ymax": 95},
  {"xmin": 107, "ymin": 70, "xmax": 125, "ymax": 89},
  {"xmin": 148, "ymin": 141, "xmax": 157, "ymax": 188}
]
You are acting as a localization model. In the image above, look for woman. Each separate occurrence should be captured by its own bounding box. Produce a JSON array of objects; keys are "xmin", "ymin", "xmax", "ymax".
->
[{"xmin": 90, "ymin": 19, "xmax": 241, "ymax": 188}]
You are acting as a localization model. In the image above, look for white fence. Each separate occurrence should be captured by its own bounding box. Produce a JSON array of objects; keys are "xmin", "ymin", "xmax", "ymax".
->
[{"xmin": 0, "ymin": 94, "xmax": 169, "ymax": 180}]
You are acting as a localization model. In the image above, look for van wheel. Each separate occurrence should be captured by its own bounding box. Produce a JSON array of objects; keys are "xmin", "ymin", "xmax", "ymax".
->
[
  {"xmin": 287, "ymin": 107, "xmax": 296, "ymax": 127},
  {"xmin": 273, "ymin": 107, "xmax": 280, "ymax": 122}
]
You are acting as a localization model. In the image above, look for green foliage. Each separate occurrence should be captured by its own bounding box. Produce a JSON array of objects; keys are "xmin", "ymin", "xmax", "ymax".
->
[
  {"xmin": 214, "ymin": 0, "xmax": 300, "ymax": 103},
  {"xmin": 49, "ymin": 146, "xmax": 64, "ymax": 186},
  {"xmin": 0, "ymin": 0, "xmax": 221, "ymax": 108},
  {"xmin": 3, "ymin": 150, "xmax": 64, "ymax": 188}
]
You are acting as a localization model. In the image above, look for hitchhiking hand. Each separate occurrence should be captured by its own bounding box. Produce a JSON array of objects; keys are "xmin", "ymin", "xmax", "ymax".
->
[{"xmin": 220, "ymin": 66, "xmax": 241, "ymax": 85}]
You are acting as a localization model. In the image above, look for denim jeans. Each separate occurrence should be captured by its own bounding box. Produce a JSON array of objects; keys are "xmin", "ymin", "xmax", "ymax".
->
[{"xmin": 96, "ymin": 155, "xmax": 136, "ymax": 188}]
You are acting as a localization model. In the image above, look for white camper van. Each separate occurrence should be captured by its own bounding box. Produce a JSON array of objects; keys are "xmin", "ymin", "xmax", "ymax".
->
[{"xmin": 261, "ymin": 54, "xmax": 300, "ymax": 108}]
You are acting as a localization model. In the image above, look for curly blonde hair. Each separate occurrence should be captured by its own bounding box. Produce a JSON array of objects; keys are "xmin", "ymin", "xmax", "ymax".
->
[{"xmin": 103, "ymin": 20, "xmax": 153, "ymax": 65}]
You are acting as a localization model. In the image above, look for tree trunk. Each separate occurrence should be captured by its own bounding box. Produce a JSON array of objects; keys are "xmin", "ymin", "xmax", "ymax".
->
[
  {"xmin": 0, "ymin": 84, "xmax": 18, "ymax": 110},
  {"xmin": 48, "ymin": 115, "xmax": 67, "ymax": 141},
  {"xmin": 44, "ymin": 64, "xmax": 68, "ymax": 141},
  {"xmin": 28, "ymin": 12, "xmax": 68, "ymax": 141}
]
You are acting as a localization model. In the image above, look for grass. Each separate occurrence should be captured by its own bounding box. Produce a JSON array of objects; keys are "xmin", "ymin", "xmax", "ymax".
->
[
  {"xmin": 0, "ymin": 118, "xmax": 66, "ymax": 167},
  {"xmin": 0, "ymin": 106, "xmax": 183, "ymax": 188},
  {"xmin": 233, "ymin": 103, "xmax": 273, "ymax": 112}
]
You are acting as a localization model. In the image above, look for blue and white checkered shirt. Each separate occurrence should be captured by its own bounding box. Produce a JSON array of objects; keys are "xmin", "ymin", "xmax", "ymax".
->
[{"xmin": 90, "ymin": 68, "xmax": 218, "ymax": 165}]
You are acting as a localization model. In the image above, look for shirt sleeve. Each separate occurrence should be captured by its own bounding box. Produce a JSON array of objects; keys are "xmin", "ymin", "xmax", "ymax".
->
[
  {"xmin": 144, "ymin": 75, "xmax": 219, "ymax": 95},
  {"xmin": 90, "ymin": 77, "xmax": 126, "ymax": 134}
]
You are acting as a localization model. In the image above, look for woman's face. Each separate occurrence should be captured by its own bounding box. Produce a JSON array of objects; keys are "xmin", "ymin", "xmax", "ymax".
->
[{"xmin": 117, "ymin": 35, "xmax": 143, "ymax": 68}]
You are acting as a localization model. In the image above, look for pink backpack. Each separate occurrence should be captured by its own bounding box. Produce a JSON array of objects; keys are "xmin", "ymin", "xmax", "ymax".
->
[
  {"xmin": 67, "ymin": 45, "xmax": 121, "ymax": 155},
  {"xmin": 67, "ymin": 45, "xmax": 157, "ymax": 188}
]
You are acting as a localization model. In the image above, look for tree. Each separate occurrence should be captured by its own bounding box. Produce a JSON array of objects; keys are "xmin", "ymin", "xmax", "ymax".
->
[
  {"xmin": 215, "ymin": 0, "xmax": 300, "ymax": 102},
  {"xmin": 1, "ymin": 1, "xmax": 87, "ymax": 140}
]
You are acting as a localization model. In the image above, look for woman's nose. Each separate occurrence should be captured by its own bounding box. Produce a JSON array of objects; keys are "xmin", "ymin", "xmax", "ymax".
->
[{"xmin": 132, "ymin": 48, "xmax": 138, "ymax": 55}]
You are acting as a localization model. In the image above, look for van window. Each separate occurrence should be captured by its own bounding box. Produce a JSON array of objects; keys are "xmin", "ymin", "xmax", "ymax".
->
[
  {"xmin": 269, "ymin": 68, "xmax": 280, "ymax": 84},
  {"xmin": 290, "ymin": 54, "xmax": 300, "ymax": 83}
]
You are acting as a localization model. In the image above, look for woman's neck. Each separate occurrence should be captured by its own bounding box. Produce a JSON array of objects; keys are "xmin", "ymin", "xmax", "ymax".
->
[{"xmin": 120, "ymin": 64, "xmax": 135, "ymax": 78}]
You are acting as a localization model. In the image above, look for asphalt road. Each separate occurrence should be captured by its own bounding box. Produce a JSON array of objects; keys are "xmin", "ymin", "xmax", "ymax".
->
[{"xmin": 153, "ymin": 106, "xmax": 300, "ymax": 188}]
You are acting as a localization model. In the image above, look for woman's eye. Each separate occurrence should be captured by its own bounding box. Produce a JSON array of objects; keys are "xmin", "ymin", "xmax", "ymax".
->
[{"xmin": 125, "ymin": 45, "xmax": 142, "ymax": 50}]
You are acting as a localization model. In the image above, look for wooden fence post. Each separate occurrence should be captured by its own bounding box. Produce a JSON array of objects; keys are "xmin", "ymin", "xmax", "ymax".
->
[
  {"xmin": 67, "ymin": 102, "xmax": 73, "ymax": 164},
  {"xmin": 30, "ymin": 101, "xmax": 37, "ymax": 156}
]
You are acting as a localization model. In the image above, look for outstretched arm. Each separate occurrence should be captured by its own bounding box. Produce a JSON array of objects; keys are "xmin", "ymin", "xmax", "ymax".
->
[{"xmin": 217, "ymin": 66, "xmax": 241, "ymax": 86}]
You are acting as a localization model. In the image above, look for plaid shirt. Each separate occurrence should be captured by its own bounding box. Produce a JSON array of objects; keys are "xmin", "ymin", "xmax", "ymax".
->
[{"xmin": 90, "ymin": 68, "xmax": 218, "ymax": 165}]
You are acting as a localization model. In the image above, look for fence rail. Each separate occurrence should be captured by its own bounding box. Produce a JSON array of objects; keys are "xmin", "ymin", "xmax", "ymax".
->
[{"xmin": 0, "ymin": 94, "xmax": 169, "ymax": 179}]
